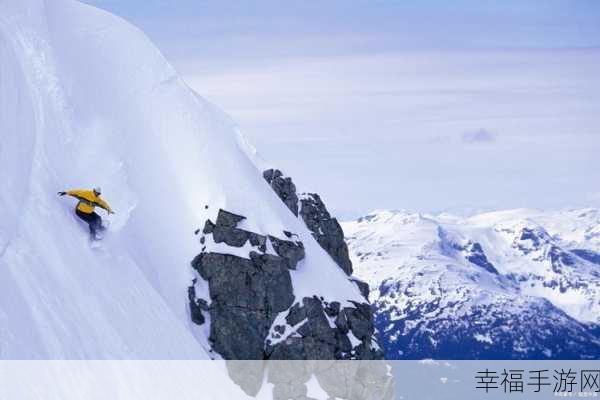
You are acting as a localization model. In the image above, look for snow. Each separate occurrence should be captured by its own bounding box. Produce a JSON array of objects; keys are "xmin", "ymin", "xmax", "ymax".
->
[
  {"xmin": 343, "ymin": 208, "xmax": 600, "ymax": 325},
  {"xmin": 347, "ymin": 331, "xmax": 362, "ymax": 348},
  {"xmin": 0, "ymin": 0, "xmax": 364, "ymax": 359},
  {"xmin": 473, "ymin": 333, "xmax": 493, "ymax": 344}
]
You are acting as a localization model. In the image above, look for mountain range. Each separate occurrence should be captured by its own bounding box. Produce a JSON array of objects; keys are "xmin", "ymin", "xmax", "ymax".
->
[{"xmin": 343, "ymin": 208, "xmax": 600, "ymax": 359}]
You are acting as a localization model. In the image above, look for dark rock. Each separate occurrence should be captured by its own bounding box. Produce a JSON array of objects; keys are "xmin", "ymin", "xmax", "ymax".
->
[
  {"xmin": 195, "ymin": 252, "xmax": 294, "ymax": 312},
  {"xmin": 267, "ymin": 336, "xmax": 337, "ymax": 360},
  {"xmin": 353, "ymin": 338, "xmax": 384, "ymax": 360},
  {"xmin": 299, "ymin": 193, "xmax": 353, "ymax": 276},
  {"xmin": 187, "ymin": 285, "xmax": 205, "ymax": 325},
  {"xmin": 325, "ymin": 301, "xmax": 341, "ymax": 317},
  {"xmin": 296, "ymin": 300, "xmax": 335, "ymax": 346},
  {"xmin": 266, "ymin": 297, "xmax": 383, "ymax": 360},
  {"xmin": 346, "ymin": 302, "xmax": 375, "ymax": 339},
  {"xmin": 207, "ymin": 209, "xmax": 269, "ymax": 250},
  {"xmin": 286, "ymin": 303, "xmax": 307, "ymax": 326},
  {"xmin": 202, "ymin": 219, "xmax": 215, "ymax": 234},
  {"xmin": 549, "ymin": 245, "xmax": 577, "ymax": 273},
  {"xmin": 572, "ymin": 249, "xmax": 600, "ymax": 265},
  {"xmin": 191, "ymin": 223, "xmax": 300, "ymax": 359},
  {"xmin": 268, "ymin": 235, "xmax": 305, "ymax": 269},
  {"xmin": 248, "ymin": 232, "xmax": 267, "ymax": 250},
  {"xmin": 192, "ymin": 208, "xmax": 382, "ymax": 361},
  {"xmin": 465, "ymin": 242, "xmax": 499, "ymax": 274},
  {"xmin": 209, "ymin": 304, "xmax": 268, "ymax": 360},
  {"xmin": 262, "ymin": 169, "xmax": 354, "ymax": 276},
  {"xmin": 216, "ymin": 209, "xmax": 246, "ymax": 228},
  {"xmin": 351, "ymin": 278, "xmax": 370, "ymax": 300},
  {"xmin": 274, "ymin": 325, "xmax": 286, "ymax": 335},
  {"xmin": 268, "ymin": 297, "xmax": 382, "ymax": 360},
  {"xmin": 212, "ymin": 225, "xmax": 251, "ymax": 247},
  {"xmin": 263, "ymin": 169, "xmax": 299, "ymax": 216},
  {"xmin": 335, "ymin": 309, "xmax": 350, "ymax": 334},
  {"xmin": 335, "ymin": 330, "xmax": 352, "ymax": 354},
  {"xmin": 196, "ymin": 298, "xmax": 209, "ymax": 311}
]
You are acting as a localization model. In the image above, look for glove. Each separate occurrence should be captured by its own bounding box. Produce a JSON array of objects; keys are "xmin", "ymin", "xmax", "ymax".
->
[{"xmin": 57, "ymin": 191, "xmax": 66, "ymax": 196}]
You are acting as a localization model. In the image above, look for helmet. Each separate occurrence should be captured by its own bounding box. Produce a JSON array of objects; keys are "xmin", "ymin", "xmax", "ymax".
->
[{"xmin": 93, "ymin": 186, "xmax": 102, "ymax": 195}]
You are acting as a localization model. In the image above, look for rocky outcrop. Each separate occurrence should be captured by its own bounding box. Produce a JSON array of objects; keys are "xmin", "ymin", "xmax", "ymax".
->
[
  {"xmin": 265, "ymin": 296, "xmax": 381, "ymax": 360},
  {"xmin": 299, "ymin": 193, "xmax": 353, "ymax": 276},
  {"xmin": 189, "ymin": 208, "xmax": 383, "ymax": 360},
  {"xmin": 263, "ymin": 169, "xmax": 353, "ymax": 276},
  {"xmin": 191, "ymin": 209, "xmax": 302, "ymax": 359},
  {"xmin": 263, "ymin": 169, "xmax": 299, "ymax": 216}
]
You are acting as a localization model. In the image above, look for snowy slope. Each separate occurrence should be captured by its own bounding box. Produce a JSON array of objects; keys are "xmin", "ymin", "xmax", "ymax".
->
[
  {"xmin": 0, "ymin": 0, "xmax": 363, "ymax": 359},
  {"xmin": 343, "ymin": 209, "xmax": 600, "ymax": 359}
]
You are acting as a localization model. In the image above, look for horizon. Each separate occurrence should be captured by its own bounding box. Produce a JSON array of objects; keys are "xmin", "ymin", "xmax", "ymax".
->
[{"xmin": 82, "ymin": 0, "xmax": 600, "ymax": 217}]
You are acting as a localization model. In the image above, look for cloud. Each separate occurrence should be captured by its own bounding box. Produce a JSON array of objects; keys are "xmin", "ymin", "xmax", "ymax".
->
[
  {"xmin": 590, "ymin": 192, "xmax": 600, "ymax": 202},
  {"xmin": 461, "ymin": 128, "xmax": 496, "ymax": 144},
  {"xmin": 180, "ymin": 50, "xmax": 600, "ymax": 213}
]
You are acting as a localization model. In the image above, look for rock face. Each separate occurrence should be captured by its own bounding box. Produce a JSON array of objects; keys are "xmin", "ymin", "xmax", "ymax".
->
[
  {"xmin": 263, "ymin": 169, "xmax": 353, "ymax": 276},
  {"xmin": 265, "ymin": 296, "xmax": 381, "ymax": 360},
  {"xmin": 299, "ymin": 193, "xmax": 354, "ymax": 276},
  {"xmin": 263, "ymin": 169, "xmax": 299, "ymax": 216},
  {"xmin": 189, "ymin": 209, "xmax": 383, "ymax": 360}
]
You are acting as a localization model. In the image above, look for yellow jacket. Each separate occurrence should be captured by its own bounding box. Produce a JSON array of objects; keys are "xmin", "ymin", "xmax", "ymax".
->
[{"xmin": 66, "ymin": 189, "xmax": 113, "ymax": 214}]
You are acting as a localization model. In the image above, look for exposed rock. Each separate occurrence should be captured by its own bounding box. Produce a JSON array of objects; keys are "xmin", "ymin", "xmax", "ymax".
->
[
  {"xmin": 267, "ymin": 296, "xmax": 382, "ymax": 360},
  {"xmin": 572, "ymin": 249, "xmax": 600, "ymax": 265},
  {"xmin": 212, "ymin": 225, "xmax": 252, "ymax": 247},
  {"xmin": 192, "ymin": 250, "xmax": 296, "ymax": 359},
  {"xmin": 346, "ymin": 301, "xmax": 375, "ymax": 339},
  {"xmin": 268, "ymin": 235, "xmax": 305, "ymax": 269},
  {"xmin": 190, "ymin": 208, "xmax": 383, "ymax": 361},
  {"xmin": 216, "ymin": 209, "xmax": 246, "ymax": 227},
  {"xmin": 263, "ymin": 169, "xmax": 299, "ymax": 216},
  {"xmin": 334, "ymin": 309, "xmax": 350, "ymax": 334},
  {"xmin": 274, "ymin": 325, "xmax": 286, "ymax": 335},
  {"xmin": 187, "ymin": 283, "xmax": 205, "ymax": 326},
  {"xmin": 202, "ymin": 219, "xmax": 215, "ymax": 234},
  {"xmin": 350, "ymin": 278, "xmax": 370, "ymax": 300},
  {"xmin": 189, "ymin": 209, "xmax": 304, "ymax": 359},
  {"xmin": 286, "ymin": 302, "xmax": 307, "ymax": 326},
  {"xmin": 299, "ymin": 193, "xmax": 353, "ymax": 276},
  {"xmin": 324, "ymin": 301, "xmax": 341, "ymax": 317},
  {"xmin": 262, "ymin": 169, "xmax": 354, "ymax": 276},
  {"xmin": 335, "ymin": 330, "xmax": 352, "ymax": 354}
]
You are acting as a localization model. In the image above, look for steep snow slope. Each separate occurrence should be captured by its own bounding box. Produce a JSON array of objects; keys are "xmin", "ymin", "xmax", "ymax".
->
[
  {"xmin": 0, "ymin": 0, "xmax": 363, "ymax": 359},
  {"xmin": 343, "ymin": 209, "xmax": 600, "ymax": 359}
]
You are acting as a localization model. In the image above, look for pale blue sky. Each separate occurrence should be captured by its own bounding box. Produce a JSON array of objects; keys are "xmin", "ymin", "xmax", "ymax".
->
[{"xmin": 82, "ymin": 0, "xmax": 600, "ymax": 217}]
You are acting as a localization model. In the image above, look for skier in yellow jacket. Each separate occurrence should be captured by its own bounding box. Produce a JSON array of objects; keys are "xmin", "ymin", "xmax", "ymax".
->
[{"xmin": 58, "ymin": 187, "xmax": 114, "ymax": 239}]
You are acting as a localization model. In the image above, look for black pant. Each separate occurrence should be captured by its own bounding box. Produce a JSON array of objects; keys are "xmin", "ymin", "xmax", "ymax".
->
[{"xmin": 76, "ymin": 209, "xmax": 102, "ymax": 235}]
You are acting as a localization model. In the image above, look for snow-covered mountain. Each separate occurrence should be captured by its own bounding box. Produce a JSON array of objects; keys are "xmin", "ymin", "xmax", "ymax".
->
[
  {"xmin": 0, "ymin": 0, "xmax": 381, "ymax": 364},
  {"xmin": 343, "ymin": 208, "xmax": 600, "ymax": 359}
]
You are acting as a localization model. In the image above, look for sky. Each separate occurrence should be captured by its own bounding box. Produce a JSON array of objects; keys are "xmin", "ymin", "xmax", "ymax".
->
[{"xmin": 81, "ymin": 0, "xmax": 600, "ymax": 218}]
